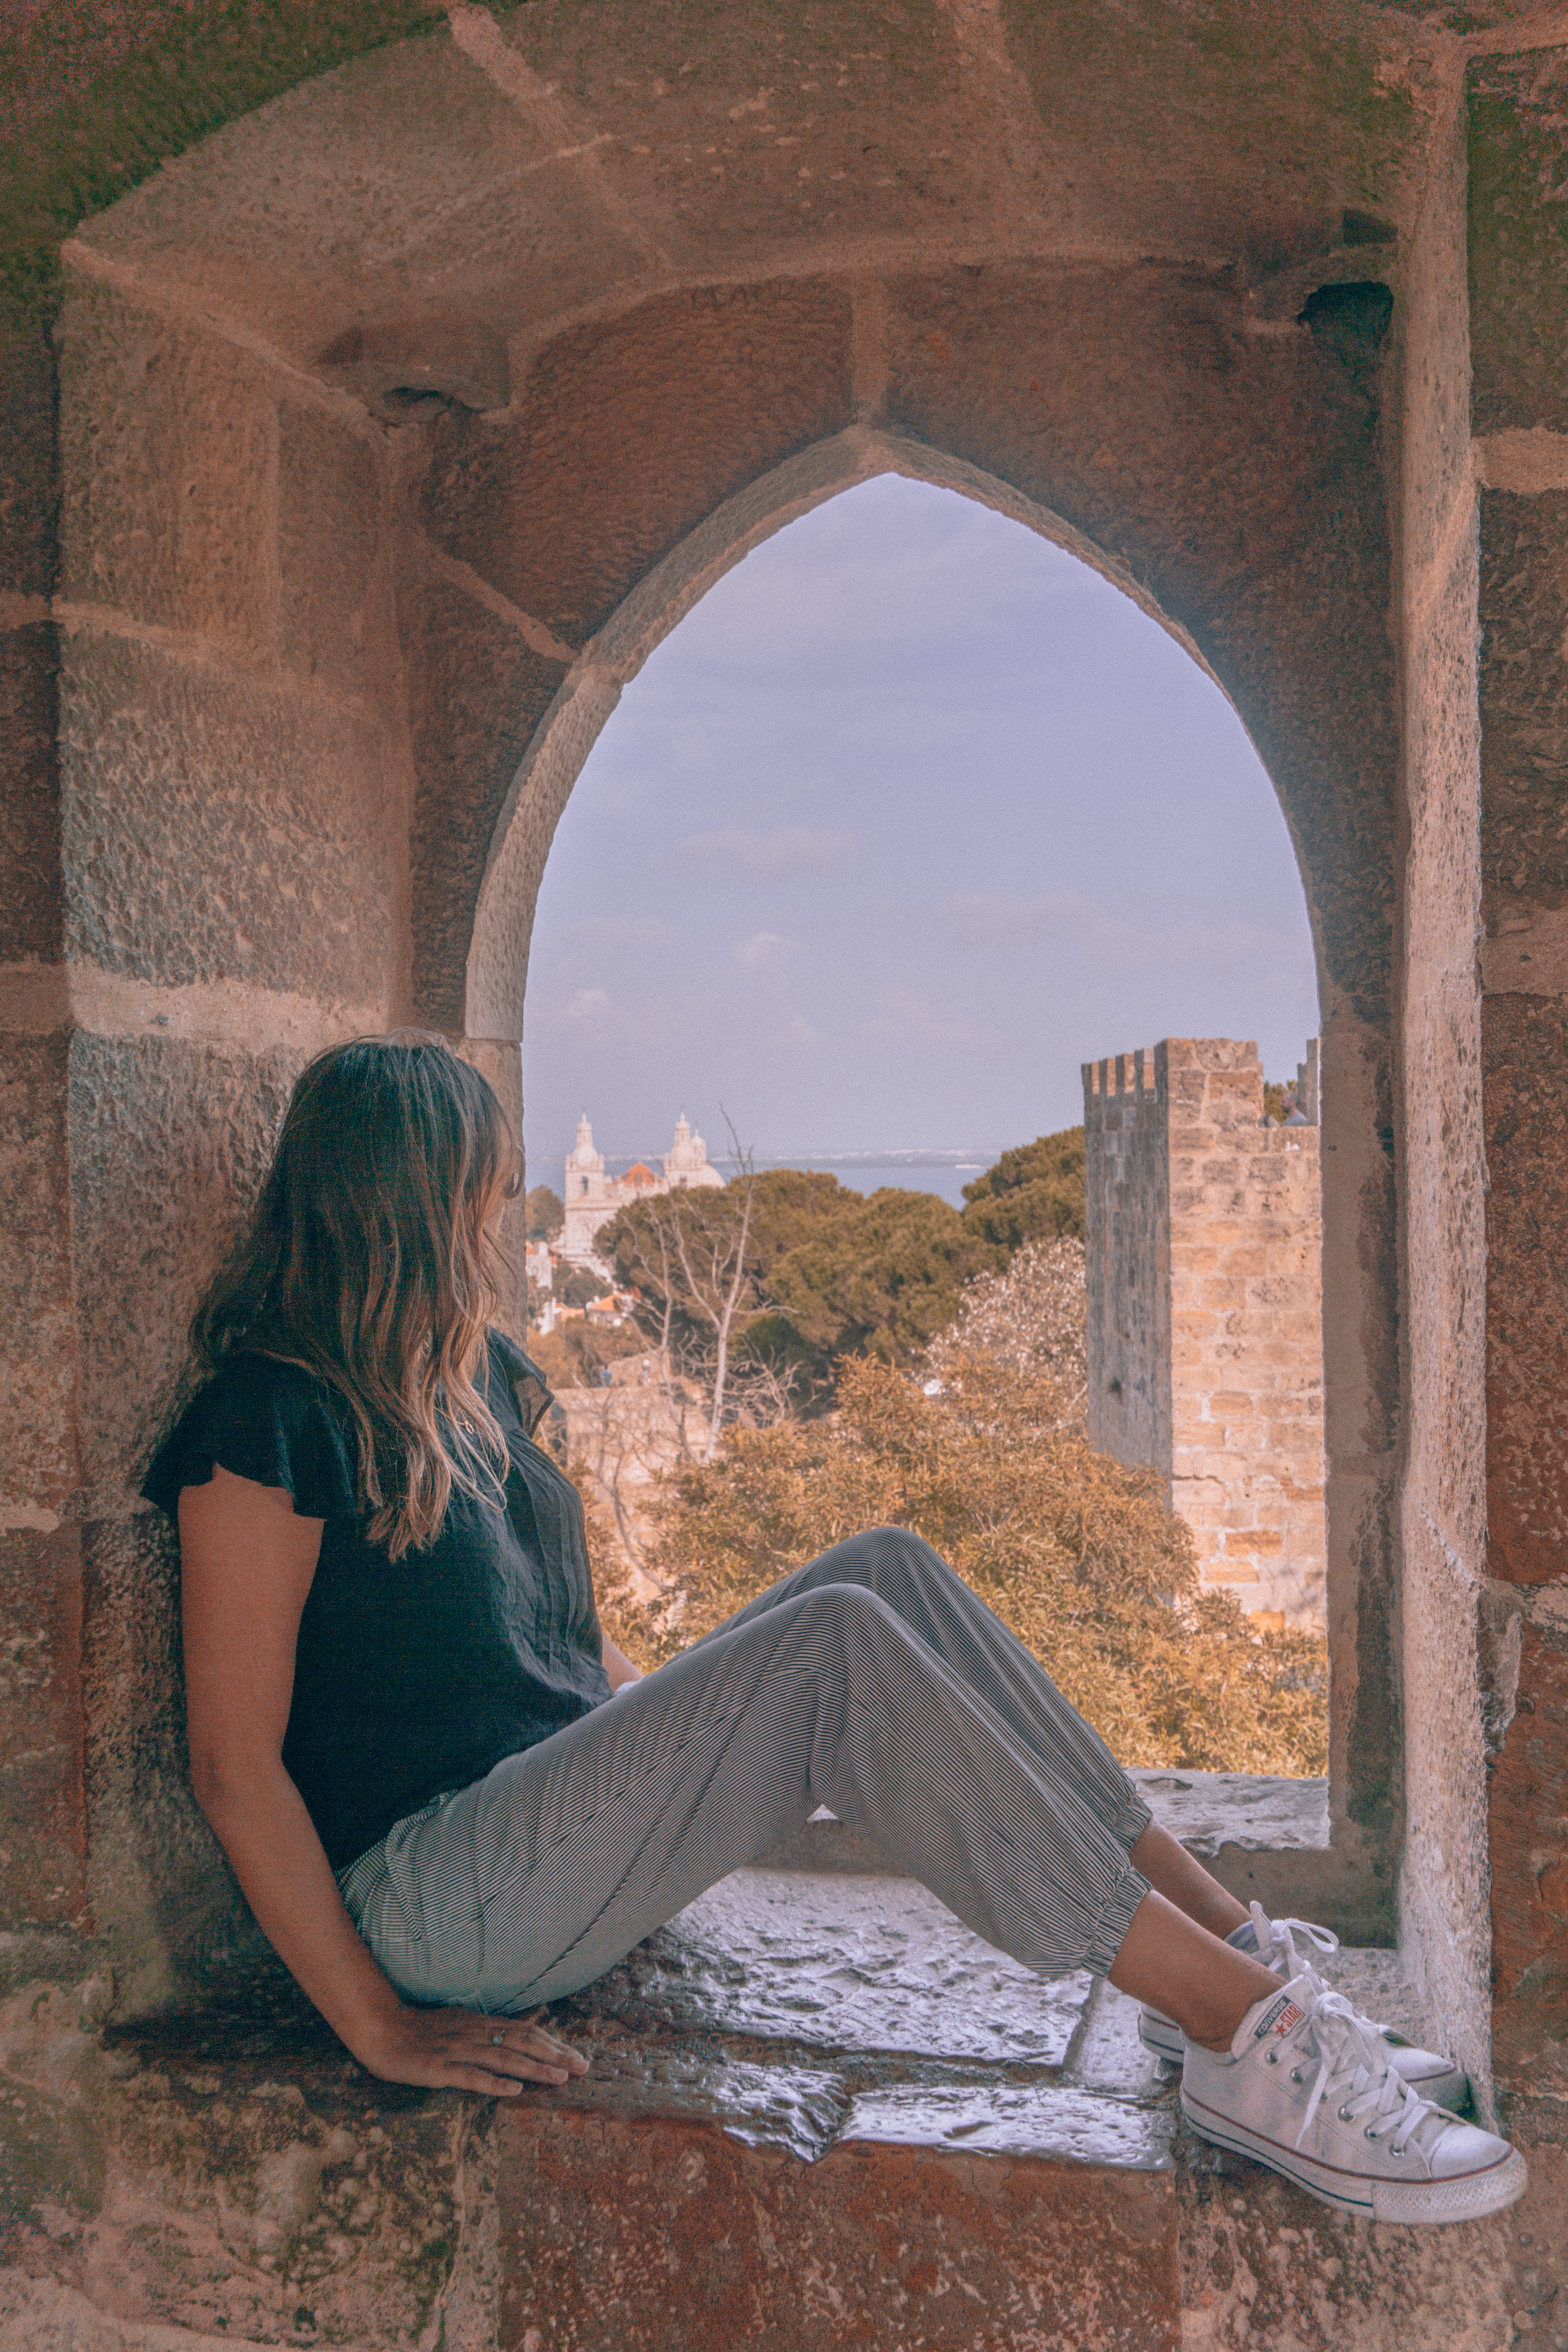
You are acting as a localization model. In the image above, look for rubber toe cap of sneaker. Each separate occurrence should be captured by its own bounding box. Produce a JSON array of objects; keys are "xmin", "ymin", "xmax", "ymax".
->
[{"xmin": 1428, "ymin": 2122, "xmax": 1515, "ymax": 2181}]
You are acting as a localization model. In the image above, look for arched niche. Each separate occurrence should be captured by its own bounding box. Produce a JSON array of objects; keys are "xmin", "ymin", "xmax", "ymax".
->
[{"xmin": 454, "ymin": 423, "xmax": 1397, "ymax": 1939}]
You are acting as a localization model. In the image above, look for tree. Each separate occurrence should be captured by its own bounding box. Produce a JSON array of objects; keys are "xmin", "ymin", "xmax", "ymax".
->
[
  {"xmin": 602, "ymin": 1167, "xmax": 853, "ymax": 1321},
  {"xmin": 593, "ymin": 1353, "xmax": 1327, "ymax": 1778},
  {"xmin": 526, "ymin": 1184, "xmax": 564, "ymax": 1241},
  {"xmin": 528, "ymin": 1315, "xmax": 646, "ymax": 1390},
  {"xmin": 601, "ymin": 1166, "xmax": 856, "ymax": 1421},
  {"xmin": 599, "ymin": 1151, "xmax": 762, "ymax": 1460},
  {"xmin": 961, "ymin": 1127, "xmax": 1085, "ymax": 1252},
  {"xmin": 556, "ymin": 1263, "xmax": 603, "ymax": 1310},
  {"xmin": 765, "ymin": 1189, "xmax": 1002, "ymax": 1366},
  {"xmin": 927, "ymin": 1236, "xmax": 1087, "ymax": 1421}
]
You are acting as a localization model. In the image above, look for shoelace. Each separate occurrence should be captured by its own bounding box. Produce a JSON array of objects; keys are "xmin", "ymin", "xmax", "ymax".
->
[
  {"xmin": 1287, "ymin": 1989, "xmax": 1440, "ymax": 2156},
  {"xmin": 1249, "ymin": 1901, "xmax": 1402, "ymax": 2046},
  {"xmin": 1247, "ymin": 1900, "xmax": 1337, "ymax": 1965}
]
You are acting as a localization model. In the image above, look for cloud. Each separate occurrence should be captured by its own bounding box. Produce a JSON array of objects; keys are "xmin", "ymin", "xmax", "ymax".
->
[
  {"xmin": 564, "ymin": 987, "xmax": 610, "ymax": 1019},
  {"xmin": 861, "ymin": 986, "xmax": 1004, "ymax": 1053},
  {"xmin": 677, "ymin": 826, "xmax": 854, "ymax": 881},
  {"xmin": 735, "ymin": 930, "xmax": 795, "ymax": 969},
  {"xmin": 773, "ymin": 1014, "xmax": 821, "ymax": 1051}
]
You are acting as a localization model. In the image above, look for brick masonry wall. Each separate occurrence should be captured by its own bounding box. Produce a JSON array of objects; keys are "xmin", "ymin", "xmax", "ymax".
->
[{"xmin": 1085, "ymin": 1039, "xmax": 1327, "ymax": 1628}]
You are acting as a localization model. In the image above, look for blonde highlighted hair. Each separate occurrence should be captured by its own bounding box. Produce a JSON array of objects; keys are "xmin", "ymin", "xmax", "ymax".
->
[{"xmin": 194, "ymin": 1034, "xmax": 521, "ymax": 1557}]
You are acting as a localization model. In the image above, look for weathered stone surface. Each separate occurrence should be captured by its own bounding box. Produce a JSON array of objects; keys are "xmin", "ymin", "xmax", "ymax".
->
[
  {"xmin": 842, "ymin": 2080, "xmax": 1173, "ymax": 2169},
  {"xmin": 421, "ymin": 279, "xmax": 854, "ymax": 648},
  {"xmin": 0, "ymin": 1844, "xmax": 1506, "ymax": 2349},
  {"xmin": 1489, "ymin": 1618, "xmax": 1568, "ymax": 2139},
  {"xmin": 0, "ymin": 0, "xmax": 447, "ymax": 274},
  {"xmin": 1504, "ymin": 2145, "xmax": 1568, "ymax": 2352},
  {"xmin": 1002, "ymin": 1, "xmax": 1414, "ymax": 261},
  {"xmin": 499, "ymin": 0, "xmax": 1003, "ymax": 269},
  {"xmin": 66, "ymin": 26, "xmax": 647, "ymax": 365},
  {"xmin": 517, "ymin": 2024, "xmax": 855, "ymax": 2164},
  {"xmin": 0, "ymin": 1035, "xmax": 77, "ymax": 1519},
  {"xmin": 67, "ymin": 1033, "xmax": 298, "ymax": 1504},
  {"xmin": 399, "ymin": 564, "xmax": 568, "ymax": 1032},
  {"xmin": 1130, "ymin": 1771, "xmax": 1328, "ymax": 1859},
  {"xmin": 276, "ymin": 398, "xmax": 383, "ymax": 701},
  {"xmin": 0, "ymin": 1978, "xmax": 492, "ymax": 2350},
  {"xmin": 572, "ymin": 1867, "xmax": 1095, "ymax": 2069},
  {"xmin": 57, "ymin": 278, "xmax": 274, "ymax": 650},
  {"xmin": 1469, "ymin": 51, "xmax": 1568, "ymax": 439},
  {"xmin": 0, "ymin": 281, "xmax": 58, "ymax": 601},
  {"xmin": 1177, "ymin": 2138, "xmax": 1519, "ymax": 2352},
  {"xmin": 1479, "ymin": 487, "xmax": 1568, "ymax": 921},
  {"xmin": 498, "ymin": 2110, "xmax": 1180, "ymax": 2352},
  {"xmin": 0, "ymin": 625, "xmax": 62, "ymax": 967},
  {"xmin": 1397, "ymin": 120, "xmax": 1492, "ymax": 2082},
  {"xmin": 0, "ymin": 1531, "xmax": 85, "ymax": 1932},
  {"xmin": 1482, "ymin": 993, "xmax": 1568, "ymax": 1584},
  {"xmin": 58, "ymin": 629, "xmax": 395, "ymax": 1005}
]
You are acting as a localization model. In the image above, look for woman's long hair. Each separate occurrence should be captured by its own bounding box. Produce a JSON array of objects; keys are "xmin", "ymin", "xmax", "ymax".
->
[{"xmin": 194, "ymin": 1034, "xmax": 519, "ymax": 1558}]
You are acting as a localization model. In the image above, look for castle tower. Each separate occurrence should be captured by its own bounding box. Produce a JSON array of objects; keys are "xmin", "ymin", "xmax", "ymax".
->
[{"xmin": 1082, "ymin": 1037, "xmax": 1326, "ymax": 1627}]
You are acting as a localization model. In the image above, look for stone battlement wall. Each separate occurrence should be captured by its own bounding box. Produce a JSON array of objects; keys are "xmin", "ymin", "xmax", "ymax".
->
[{"xmin": 1084, "ymin": 1039, "xmax": 1327, "ymax": 1626}]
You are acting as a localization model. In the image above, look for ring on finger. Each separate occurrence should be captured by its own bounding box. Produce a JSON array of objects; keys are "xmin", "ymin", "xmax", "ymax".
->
[{"xmin": 490, "ymin": 2030, "xmax": 507, "ymax": 2048}]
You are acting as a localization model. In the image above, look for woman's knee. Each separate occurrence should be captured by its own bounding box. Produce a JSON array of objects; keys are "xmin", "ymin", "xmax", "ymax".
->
[
  {"xmin": 786, "ymin": 1578, "xmax": 906, "ymax": 1647},
  {"xmin": 827, "ymin": 1524, "xmax": 947, "ymax": 1591}
]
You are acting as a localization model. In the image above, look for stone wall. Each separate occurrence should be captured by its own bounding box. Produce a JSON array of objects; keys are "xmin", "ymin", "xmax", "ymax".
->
[
  {"xmin": 1468, "ymin": 42, "xmax": 1568, "ymax": 2152},
  {"xmin": 1085, "ymin": 1041, "xmax": 1327, "ymax": 1627},
  {"xmin": 2, "ymin": 7, "xmax": 1567, "ymax": 2317}
]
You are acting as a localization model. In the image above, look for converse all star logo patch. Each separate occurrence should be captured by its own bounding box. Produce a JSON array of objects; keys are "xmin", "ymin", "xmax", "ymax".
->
[{"xmin": 1253, "ymin": 1993, "xmax": 1305, "ymax": 2041}]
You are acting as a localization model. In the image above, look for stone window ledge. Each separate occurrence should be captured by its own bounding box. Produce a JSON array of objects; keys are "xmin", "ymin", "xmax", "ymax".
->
[
  {"xmin": 1, "ymin": 1770, "xmax": 1529, "ymax": 2351},
  {"xmin": 537, "ymin": 1770, "xmax": 1416, "ymax": 2177}
]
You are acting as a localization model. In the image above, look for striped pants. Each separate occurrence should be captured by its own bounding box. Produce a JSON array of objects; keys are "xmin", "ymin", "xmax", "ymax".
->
[{"xmin": 339, "ymin": 1526, "xmax": 1154, "ymax": 2013}]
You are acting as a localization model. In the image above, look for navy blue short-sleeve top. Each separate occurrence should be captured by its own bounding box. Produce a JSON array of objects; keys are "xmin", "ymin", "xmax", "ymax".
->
[{"xmin": 142, "ymin": 1329, "xmax": 611, "ymax": 1871}]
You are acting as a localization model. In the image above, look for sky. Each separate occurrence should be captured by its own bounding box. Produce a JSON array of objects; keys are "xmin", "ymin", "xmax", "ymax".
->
[{"xmin": 521, "ymin": 474, "xmax": 1319, "ymax": 1174}]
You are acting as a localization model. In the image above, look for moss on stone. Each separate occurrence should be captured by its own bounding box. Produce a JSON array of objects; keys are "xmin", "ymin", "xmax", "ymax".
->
[
  {"xmin": 1468, "ymin": 62, "xmax": 1568, "ymax": 434},
  {"xmin": 1005, "ymin": 0, "xmax": 1416, "ymax": 217},
  {"xmin": 1, "ymin": 0, "xmax": 444, "ymax": 290}
]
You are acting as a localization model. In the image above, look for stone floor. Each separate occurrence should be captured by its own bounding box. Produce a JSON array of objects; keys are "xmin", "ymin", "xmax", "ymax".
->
[{"xmin": 0, "ymin": 1775, "xmax": 1559, "ymax": 2350}]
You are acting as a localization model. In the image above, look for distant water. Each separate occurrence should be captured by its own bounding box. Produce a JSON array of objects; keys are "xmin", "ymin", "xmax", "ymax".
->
[{"xmin": 537, "ymin": 1147, "xmax": 1000, "ymax": 1211}]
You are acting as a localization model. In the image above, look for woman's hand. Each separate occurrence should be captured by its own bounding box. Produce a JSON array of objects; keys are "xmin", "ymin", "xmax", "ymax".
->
[{"xmin": 355, "ymin": 2003, "xmax": 591, "ymax": 2096}]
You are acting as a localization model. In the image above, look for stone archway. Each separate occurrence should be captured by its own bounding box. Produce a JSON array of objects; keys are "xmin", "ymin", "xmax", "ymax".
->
[
  {"xmin": 417, "ymin": 285, "xmax": 1406, "ymax": 1979},
  {"xmin": 3, "ymin": 4, "xmax": 1565, "ymax": 2208},
  {"xmin": 464, "ymin": 426, "xmax": 1279, "ymax": 1045}
]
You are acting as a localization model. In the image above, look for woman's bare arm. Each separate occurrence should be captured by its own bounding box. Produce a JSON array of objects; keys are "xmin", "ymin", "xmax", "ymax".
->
[
  {"xmin": 179, "ymin": 1465, "xmax": 587, "ymax": 2095},
  {"xmin": 601, "ymin": 1636, "xmax": 643, "ymax": 1692}
]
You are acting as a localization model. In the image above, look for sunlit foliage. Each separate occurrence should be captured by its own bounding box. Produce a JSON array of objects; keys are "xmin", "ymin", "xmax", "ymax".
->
[{"xmin": 592, "ymin": 1351, "xmax": 1328, "ymax": 1777}]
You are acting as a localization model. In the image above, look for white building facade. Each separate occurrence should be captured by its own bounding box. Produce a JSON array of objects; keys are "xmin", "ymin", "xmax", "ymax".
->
[{"xmin": 559, "ymin": 1112, "xmax": 725, "ymax": 1271}]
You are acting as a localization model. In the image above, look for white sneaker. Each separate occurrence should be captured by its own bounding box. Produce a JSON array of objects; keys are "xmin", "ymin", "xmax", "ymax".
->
[
  {"xmin": 1181, "ymin": 1973, "xmax": 1527, "ymax": 2223},
  {"xmin": 1138, "ymin": 1901, "xmax": 1469, "ymax": 2109}
]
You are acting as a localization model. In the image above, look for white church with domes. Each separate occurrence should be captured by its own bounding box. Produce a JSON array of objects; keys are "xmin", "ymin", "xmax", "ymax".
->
[{"xmin": 559, "ymin": 1111, "xmax": 726, "ymax": 1271}]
